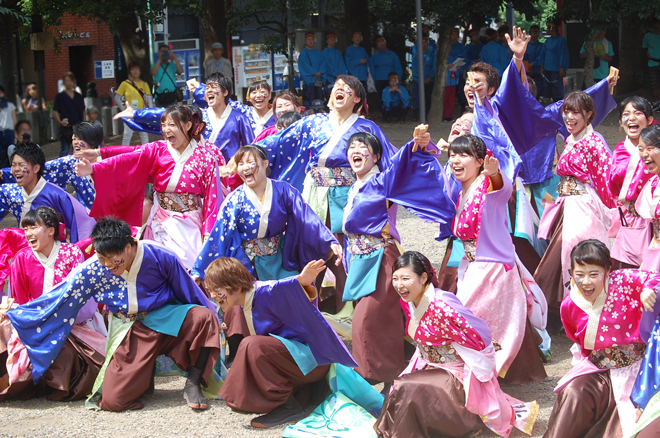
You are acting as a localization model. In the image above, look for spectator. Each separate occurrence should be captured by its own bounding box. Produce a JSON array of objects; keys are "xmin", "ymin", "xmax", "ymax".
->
[
  {"xmin": 151, "ymin": 44, "xmax": 183, "ymax": 107},
  {"xmin": 86, "ymin": 106, "xmax": 99, "ymax": 122},
  {"xmin": 115, "ymin": 62, "xmax": 152, "ymax": 145},
  {"xmin": 305, "ymin": 99, "xmax": 326, "ymax": 116},
  {"xmin": 52, "ymin": 72, "xmax": 85, "ymax": 157},
  {"xmin": 381, "ymin": 72, "xmax": 409, "ymax": 124},
  {"xmin": 7, "ymin": 120, "xmax": 32, "ymax": 162},
  {"xmin": 0, "ymin": 85, "xmax": 17, "ymax": 167},
  {"xmin": 21, "ymin": 84, "xmax": 46, "ymax": 112},
  {"xmin": 540, "ymin": 20, "xmax": 569, "ymax": 102},
  {"xmin": 643, "ymin": 19, "xmax": 660, "ymax": 105},
  {"xmin": 580, "ymin": 31, "xmax": 614, "ymax": 82},
  {"xmin": 411, "ymin": 36, "xmax": 437, "ymax": 120},
  {"xmin": 465, "ymin": 28, "xmax": 483, "ymax": 70},
  {"xmin": 445, "ymin": 28, "xmax": 467, "ymax": 121},
  {"xmin": 298, "ymin": 32, "xmax": 325, "ymax": 108},
  {"xmin": 204, "ymin": 42, "xmax": 232, "ymax": 80},
  {"xmin": 524, "ymin": 25, "xmax": 545, "ymax": 88},
  {"xmin": 345, "ymin": 31, "xmax": 370, "ymax": 91},
  {"xmin": 369, "ymin": 36, "xmax": 403, "ymax": 111},
  {"xmin": 481, "ymin": 28, "xmax": 510, "ymax": 77},
  {"xmin": 322, "ymin": 33, "xmax": 347, "ymax": 94},
  {"xmin": 275, "ymin": 111, "xmax": 303, "ymax": 131}
]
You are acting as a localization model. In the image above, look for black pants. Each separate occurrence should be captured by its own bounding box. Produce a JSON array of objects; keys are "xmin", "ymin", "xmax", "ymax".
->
[{"xmin": 383, "ymin": 103, "xmax": 408, "ymax": 122}]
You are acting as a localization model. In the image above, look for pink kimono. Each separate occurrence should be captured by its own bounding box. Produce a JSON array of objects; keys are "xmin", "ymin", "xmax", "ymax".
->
[
  {"xmin": 453, "ymin": 172, "xmax": 547, "ymax": 379},
  {"xmin": 608, "ymin": 138, "xmax": 653, "ymax": 267},
  {"xmin": 396, "ymin": 286, "xmax": 538, "ymax": 437},
  {"xmin": 90, "ymin": 139, "xmax": 225, "ymax": 269},
  {"xmin": 538, "ymin": 125, "xmax": 615, "ymax": 301},
  {"xmin": 636, "ymin": 175, "xmax": 660, "ymax": 271},
  {"xmin": 553, "ymin": 269, "xmax": 660, "ymax": 437}
]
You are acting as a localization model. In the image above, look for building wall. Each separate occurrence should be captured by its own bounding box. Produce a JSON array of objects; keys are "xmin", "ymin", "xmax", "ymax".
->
[{"xmin": 43, "ymin": 14, "xmax": 116, "ymax": 102}]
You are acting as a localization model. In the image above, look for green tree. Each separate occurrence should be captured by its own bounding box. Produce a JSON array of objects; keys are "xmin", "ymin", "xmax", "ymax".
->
[{"xmin": 0, "ymin": 0, "xmax": 29, "ymax": 105}]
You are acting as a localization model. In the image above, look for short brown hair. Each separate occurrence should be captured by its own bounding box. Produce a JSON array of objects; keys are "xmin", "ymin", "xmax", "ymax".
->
[
  {"xmin": 62, "ymin": 71, "xmax": 76, "ymax": 82},
  {"xmin": 272, "ymin": 91, "xmax": 301, "ymax": 110},
  {"xmin": 232, "ymin": 145, "xmax": 271, "ymax": 176},
  {"xmin": 470, "ymin": 62, "xmax": 500, "ymax": 97},
  {"xmin": 562, "ymin": 91, "xmax": 595, "ymax": 125},
  {"xmin": 205, "ymin": 257, "xmax": 255, "ymax": 295},
  {"xmin": 128, "ymin": 62, "xmax": 141, "ymax": 72}
]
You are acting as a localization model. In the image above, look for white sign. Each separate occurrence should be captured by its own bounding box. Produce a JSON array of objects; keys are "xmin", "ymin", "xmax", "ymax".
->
[{"xmin": 101, "ymin": 60, "xmax": 114, "ymax": 79}]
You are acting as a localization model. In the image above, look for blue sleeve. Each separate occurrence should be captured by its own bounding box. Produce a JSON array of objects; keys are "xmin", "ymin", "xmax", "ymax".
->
[
  {"xmin": 553, "ymin": 78, "xmax": 616, "ymax": 138},
  {"xmin": 536, "ymin": 43, "xmax": 545, "ymax": 67},
  {"xmin": 400, "ymin": 87, "xmax": 410, "ymax": 107},
  {"xmin": 1, "ymin": 167, "xmax": 15, "ymax": 184},
  {"xmin": 394, "ymin": 53, "xmax": 403, "ymax": 78},
  {"xmin": 160, "ymin": 246, "xmax": 217, "ymax": 313},
  {"xmin": 345, "ymin": 47, "xmax": 360, "ymax": 74},
  {"xmin": 193, "ymin": 84, "xmax": 208, "ymax": 109},
  {"xmin": 0, "ymin": 186, "xmax": 11, "ymax": 218},
  {"xmin": 381, "ymin": 88, "xmax": 392, "ymax": 109},
  {"xmin": 298, "ymin": 49, "xmax": 316, "ymax": 84},
  {"xmin": 368, "ymin": 55, "xmax": 376, "ymax": 79},
  {"xmin": 191, "ymin": 191, "xmax": 254, "ymax": 279},
  {"xmin": 124, "ymin": 107, "xmax": 166, "ymax": 135},
  {"xmin": 7, "ymin": 259, "xmax": 100, "ymax": 382},
  {"xmin": 240, "ymin": 115, "xmax": 256, "ymax": 145},
  {"xmin": 411, "ymin": 53, "xmax": 419, "ymax": 82},
  {"xmin": 560, "ymin": 38, "xmax": 570, "ymax": 70},
  {"xmin": 47, "ymin": 157, "xmax": 95, "ymax": 210}
]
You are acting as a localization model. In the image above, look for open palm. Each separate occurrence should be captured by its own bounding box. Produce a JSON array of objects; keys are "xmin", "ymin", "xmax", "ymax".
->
[{"xmin": 505, "ymin": 26, "xmax": 530, "ymax": 60}]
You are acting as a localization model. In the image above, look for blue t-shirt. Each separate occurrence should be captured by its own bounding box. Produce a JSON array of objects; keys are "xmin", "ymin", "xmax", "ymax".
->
[
  {"xmin": 643, "ymin": 32, "xmax": 660, "ymax": 67},
  {"xmin": 154, "ymin": 62, "xmax": 179, "ymax": 93},
  {"xmin": 580, "ymin": 38, "xmax": 614, "ymax": 80},
  {"xmin": 543, "ymin": 35, "xmax": 569, "ymax": 71}
]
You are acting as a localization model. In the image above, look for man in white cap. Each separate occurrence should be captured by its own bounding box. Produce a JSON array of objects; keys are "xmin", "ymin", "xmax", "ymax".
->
[{"xmin": 205, "ymin": 42, "xmax": 233, "ymax": 80}]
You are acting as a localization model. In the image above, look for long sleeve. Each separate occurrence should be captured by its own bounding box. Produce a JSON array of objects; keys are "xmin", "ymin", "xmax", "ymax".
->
[
  {"xmin": 400, "ymin": 88, "xmax": 410, "ymax": 108},
  {"xmin": 559, "ymin": 37, "xmax": 570, "ymax": 70},
  {"xmin": 191, "ymin": 190, "xmax": 254, "ymax": 279},
  {"xmin": 159, "ymin": 246, "xmax": 217, "ymax": 312},
  {"xmin": 89, "ymin": 143, "xmax": 158, "ymax": 226},
  {"xmin": 192, "ymin": 84, "xmax": 208, "ymax": 109},
  {"xmin": 298, "ymin": 49, "xmax": 318, "ymax": 85},
  {"xmin": 7, "ymin": 258, "xmax": 100, "ymax": 382},
  {"xmin": 200, "ymin": 146, "xmax": 224, "ymax": 236},
  {"xmin": 101, "ymin": 145, "xmax": 141, "ymax": 159},
  {"xmin": 381, "ymin": 88, "xmax": 392, "ymax": 109},
  {"xmin": 280, "ymin": 183, "xmax": 338, "ymax": 272},
  {"xmin": 122, "ymin": 107, "xmax": 166, "ymax": 135},
  {"xmin": 48, "ymin": 156, "xmax": 95, "ymax": 210},
  {"xmin": 9, "ymin": 251, "xmax": 33, "ymax": 304},
  {"xmin": 585, "ymin": 134, "xmax": 616, "ymax": 208}
]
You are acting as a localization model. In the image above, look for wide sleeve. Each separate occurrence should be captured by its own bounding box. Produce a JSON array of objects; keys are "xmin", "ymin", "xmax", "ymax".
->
[
  {"xmin": 159, "ymin": 247, "xmax": 218, "ymax": 313},
  {"xmin": 345, "ymin": 47, "xmax": 360, "ymax": 74},
  {"xmin": 262, "ymin": 277, "xmax": 357, "ymax": 368},
  {"xmin": 100, "ymin": 145, "xmax": 141, "ymax": 159},
  {"xmin": 6, "ymin": 258, "xmax": 100, "ymax": 382},
  {"xmin": 552, "ymin": 78, "xmax": 617, "ymax": 139},
  {"xmin": 608, "ymin": 143, "xmax": 628, "ymax": 200},
  {"xmin": 400, "ymin": 88, "xmax": 410, "ymax": 108},
  {"xmin": 381, "ymin": 88, "xmax": 391, "ymax": 109},
  {"xmin": 122, "ymin": 107, "xmax": 166, "ymax": 135},
  {"xmin": 199, "ymin": 147, "xmax": 224, "ymax": 236},
  {"xmin": 395, "ymin": 53, "xmax": 404, "ymax": 79},
  {"xmin": 54, "ymin": 157, "xmax": 96, "ymax": 210},
  {"xmin": 228, "ymin": 99, "xmax": 255, "ymax": 126},
  {"xmin": 585, "ymin": 134, "xmax": 616, "ymax": 208},
  {"xmin": 89, "ymin": 144, "xmax": 158, "ymax": 226},
  {"xmin": 191, "ymin": 191, "xmax": 254, "ymax": 279},
  {"xmin": 298, "ymin": 50, "xmax": 315, "ymax": 84},
  {"xmin": 377, "ymin": 140, "xmax": 455, "ymax": 225},
  {"xmin": 192, "ymin": 84, "xmax": 208, "ymax": 109},
  {"xmin": 9, "ymin": 251, "xmax": 32, "ymax": 305},
  {"xmin": 559, "ymin": 297, "xmax": 582, "ymax": 346},
  {"xmin": 559, "ymin": 38, "xmax": 570, "ymax": 70},
  {"xmin": 238, "ymin": 114, "xmax": 256, "ymax": 145},
  {"xmin": 281, "ymin": 183, "xmax": 338, "ymax": 272},
  {"xmin": 491, "ymin": 58, "xmax": 563, "ymax": 154}
]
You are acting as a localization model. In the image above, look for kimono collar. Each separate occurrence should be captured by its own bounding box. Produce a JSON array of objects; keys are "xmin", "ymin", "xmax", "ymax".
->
[
  {"xmin": 243, "ymin": 286, "xmax": 257, "ymax": 336},
  {"xmin": 243, "ymin": 179, "xmax": 273, "ymax": 239},
  {"xmin": 619, "ymin": 137, "xmax": 642, "ymax": 203},
  {"xmin": 165, "ymin": 139, "xmax": 198, "ymax": 193},
  {"xmin": 208, "ymin": 104, "xmax": 233, "ymax": 144},
  {"xmin": 318, "ymin": 112, "xmax": 359, "ymax": 168},
  {"xmin": 569, "ymin": 278, "xmax": 607, "ymax": 351},
  {"xmin": 120, "ymin": 241, "xmax": 145, "ymax": 314},
  {"xmin": 406, "ymin": 284, "xmax": 435, "ymax": 340},
  {"xmin": 342, "ymin": 166, "xmax": 380, "ymax": 234},
  {"xmin": 457, "ymin": 173, "xmax": 486, "ymax": 217},
  {"xmin": 33, "ymin": 240, "xmax": 62, "ymax": 294},
  {"xmin": 252, "ymin": 108, "xmax": 273, "ymax": 135},
  {"xmin": 564, "ymin": 124, "xmax": 594, "ymax": 153},
  {"xmin": 20, "ymin": 177, "xmax": 47, "ymax": 221}
]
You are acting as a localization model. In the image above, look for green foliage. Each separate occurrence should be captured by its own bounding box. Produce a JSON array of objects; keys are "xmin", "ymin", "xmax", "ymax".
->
[
  {"xmin": 561, "ymin": 0, "xmax": 659, "ymax": 32},
  {"xmin": 510, "ymin": 0, "xmax": 556, "ymax": 31},
  {"xmin": 0, "ymin": 0, "xmax": 30, "ymax": 23}
]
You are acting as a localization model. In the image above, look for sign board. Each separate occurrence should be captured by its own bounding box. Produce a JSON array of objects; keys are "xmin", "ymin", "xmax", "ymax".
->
[{"xmin": 94, "ymin": 60, "xmax": 115, "ymax": 79}]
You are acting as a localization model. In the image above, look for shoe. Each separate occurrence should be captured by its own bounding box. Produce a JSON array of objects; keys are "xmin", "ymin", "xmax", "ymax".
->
[
  {"xmin": 250, "ymin": 395, "xmax": 306, "ymax": 428},
  {"xmin": 183, "ymin": 366, "xmax": 209, "ymax": 410}
]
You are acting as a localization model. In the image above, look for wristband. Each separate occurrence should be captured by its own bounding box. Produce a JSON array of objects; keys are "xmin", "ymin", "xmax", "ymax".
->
[{"xmin": 513, "ymin": 55, "xmax": 523, "ymax": 61}]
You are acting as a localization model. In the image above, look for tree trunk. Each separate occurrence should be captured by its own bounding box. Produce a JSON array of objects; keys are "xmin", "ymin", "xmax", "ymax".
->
[
  {"xmin": 618, "ymin": 19, "xmax": 646, "ymax": 95},
  {"xmin": 583, "ymin": 32, "xmax": 597, "ymax": 89},
  {"xmin": 0, "ymin": 12, "xmax": 18, "ymax": 105},
  {"xmin": 427, "ymin": 28, "xmax": 450, "ymax": 126},
  {"xmin": 201, "ymin": 0, "xmax": 228, "ymax": 76},
  {"xmin": 343, "ymin": 0, "xmax": 370, "ymax": 46},
  {"xmin": 113, "ymin": 15, "xmax": 153, "ymax": 85}
]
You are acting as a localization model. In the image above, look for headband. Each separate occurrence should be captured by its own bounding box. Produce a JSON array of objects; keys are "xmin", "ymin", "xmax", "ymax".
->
[{"xmin": 243, "ymin": 144, "xmax": 268, "ymax": 160}]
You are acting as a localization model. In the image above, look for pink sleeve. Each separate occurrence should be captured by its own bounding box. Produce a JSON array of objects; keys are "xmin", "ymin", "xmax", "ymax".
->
[
  {"xmin": 90, "ymin": 144, "xmax": 158, "ymax": 226},
  {"xmin": 100, "ymin": 145, "xmax": 140, "ymax": 159},
  {"xmin": 254, "ymin": 125, "xmax": 278, "ymax": 142},
  {"xmin": 608, "ymin": 142, "xmax": 628, "ymax": 200},
  {"xmin": 586, "ymin": 136, "xmax": 616, "ymax": 208},
  {"xmin": 200, "ymin": 144, "xmax": 224, "ymax": 236},
  {"xmin": 10, "ymin": 252, "xmax": 32, "ymax": 305}
]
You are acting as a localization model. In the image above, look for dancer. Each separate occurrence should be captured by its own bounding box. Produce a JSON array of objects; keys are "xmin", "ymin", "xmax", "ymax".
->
[
  {"xmin": 637, "ymin": 125, "xmax": 660, "ymax": 271},
  {"xmin": 535, "ymin": 91, "xmax": 615, "ymax": 324},
  {"xmin": 205, "ymin": 257, "xmax": 356, "ymax": 428},
  {"xmin": 0, "ymin": 207, "xmax": 105, "ymax": 402},
  {"xmin": 341, "ymin": 128, "xmax": 455, "ymax": 384},
  {"xmin": 5, "ymin": 218, "xmax": 220, "ymax": 412},
  {"xmin": 76, "ymin": 104, "xmax": 225, "ymax": 269},
  {"xmin": 544, "ymin": 240, "xmax": 659, "ymax": 438},
  {"xmin": 608, "ymin": 97, "xmax": 655, "ymax": 269},
  {"xmin": 254, "ymin": 91, "xmax": 302, "ymax": 142},
  {"xmin": 0, "ymin": 141, "xmax": 95, "ymax": 242},
  {"xmin": 376, "ymin": 251, "xmax": 538, "ymax": 438}
]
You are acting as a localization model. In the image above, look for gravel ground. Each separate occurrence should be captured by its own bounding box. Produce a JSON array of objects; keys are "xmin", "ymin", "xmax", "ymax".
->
[{"xmin": 0, "ymin": 108, "xmax": 628, "ymax": 437}]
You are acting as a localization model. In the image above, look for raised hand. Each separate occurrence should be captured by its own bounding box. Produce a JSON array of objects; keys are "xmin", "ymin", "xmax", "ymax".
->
[
  {"xmin": 481, "ymin": 154, "xmax": 500, "ymax": 177},
  {"xmin": 505, "ymin": 26, "xmax": 530, "ymax": 60},
  {"xmin": 75, "ymin": 158, "xmax": 94, "ymax": 177},
  {"xmin": 114, "ymin": 106, "xmax": 135, "ymax": 120},
  {"xmin": 331, "ymin": 244, "xmax": 343, "ymax": 266},
  {"xmin": 412, "ymin": 124, "xmax": 429, "ymax": 152},
  {"xmin": 297, "ymin": 259, "xmax": 327, "ymax": 287},
  {"xmin": 186, "ymin": 78, "xmax": 200, "ymax": 93}
]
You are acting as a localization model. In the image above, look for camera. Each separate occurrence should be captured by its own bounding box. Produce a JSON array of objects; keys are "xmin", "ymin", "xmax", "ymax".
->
[{"xmin": 161, "ymin": 50, "xmax": 170, "ymax": 61}]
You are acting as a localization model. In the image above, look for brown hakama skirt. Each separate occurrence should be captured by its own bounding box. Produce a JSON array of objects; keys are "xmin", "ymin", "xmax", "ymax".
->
[
  {"xmin": 437, "ymin": 239, "xmax": 458, "ymax": 294},
  {"xmin": 352, "ymin": 244, "xmax": 405, "ymax": 383},
  {"xmin": 375, "ymin": 366, "xmax": 484, "ymax": 438},
  {"xmin": 499, "ymin": 317, "xmax": 547, "ymax": 385},
  {"xmin": 0, "ymin": 319, "xmax": 104, "ymax": 402},
  {"xmin": 98, "ymin": 306, "xmax": 220, "ymax": 411},
  {"xmin": 544, "ymin": 371, "xmax": 622, "ymax": 438},
  {"xmin": 219, "ymin": 335, "xmax": 329, "ymax": 413},
  {"xmin": 638, "ymin": 417, "xmax": 660, "ymax": 437}
]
